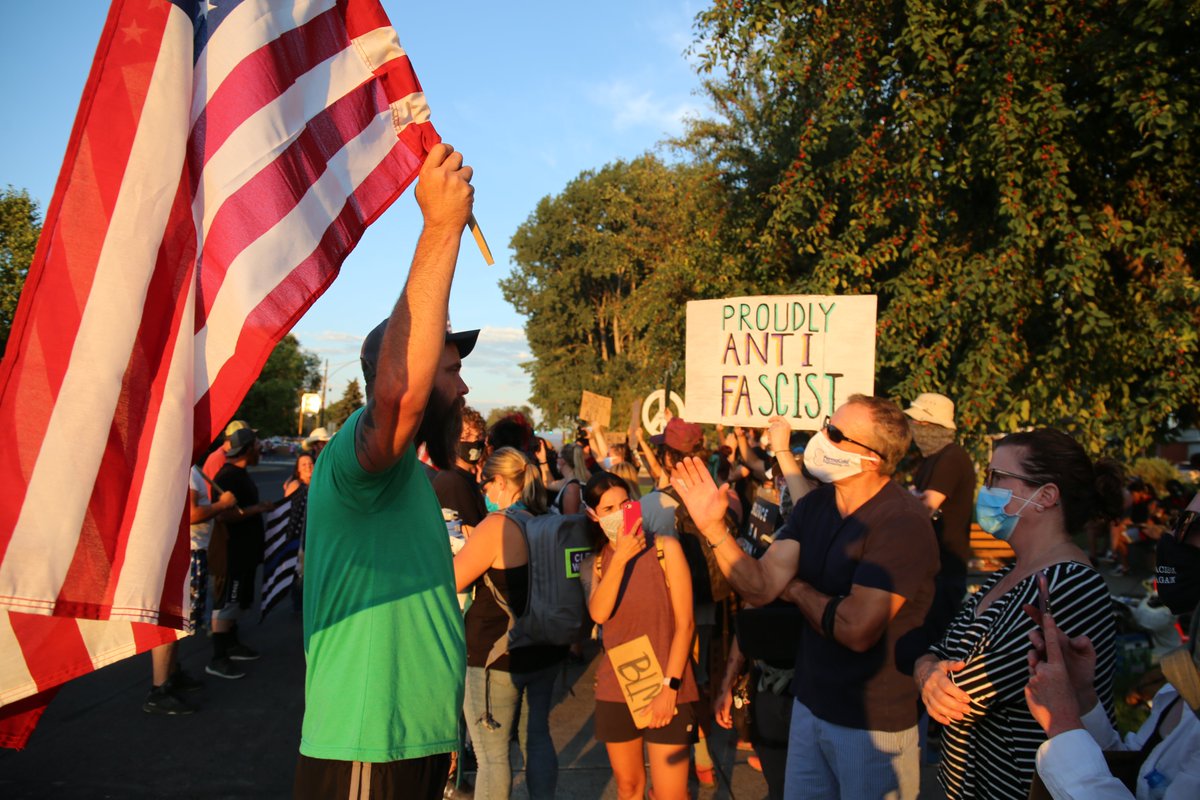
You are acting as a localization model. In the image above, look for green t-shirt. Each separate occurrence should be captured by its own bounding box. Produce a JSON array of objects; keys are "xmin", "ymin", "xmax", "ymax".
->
[{"xmin": 300, "ymin": 407, "xmax": 465, "ymax": 761}]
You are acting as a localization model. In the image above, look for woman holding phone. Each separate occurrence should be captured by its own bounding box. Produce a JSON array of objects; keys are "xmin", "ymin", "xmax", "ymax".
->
[
  {"xmin": 914, "ymin": 428, "xmax": 1122, "ymax": 800},
  {"xmin": 581, "ymin": 471, "xmax": 698, "ymax": 800}
]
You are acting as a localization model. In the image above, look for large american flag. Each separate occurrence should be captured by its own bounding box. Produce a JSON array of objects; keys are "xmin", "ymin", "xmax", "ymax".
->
[{"xmin": 0, "ymin": 0, "xmax": 439, "ymax": 747}]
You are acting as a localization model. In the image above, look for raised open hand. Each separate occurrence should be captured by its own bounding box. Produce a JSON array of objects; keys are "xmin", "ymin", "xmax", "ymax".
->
[{"xmin": 669, "ymin": 456, "xmax": 730, "ymax": 537}]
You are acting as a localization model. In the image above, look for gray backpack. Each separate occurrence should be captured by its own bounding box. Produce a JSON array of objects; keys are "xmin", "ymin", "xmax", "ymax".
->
[{"xmin": 482, "ymin": 510, "xmax": 592, "ymax": 666}]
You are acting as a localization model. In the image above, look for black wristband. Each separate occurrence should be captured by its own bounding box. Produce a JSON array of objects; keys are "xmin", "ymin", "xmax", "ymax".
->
[{"xmin": 821, "ymin": 595, "xmax": 846, "ymax": 639}]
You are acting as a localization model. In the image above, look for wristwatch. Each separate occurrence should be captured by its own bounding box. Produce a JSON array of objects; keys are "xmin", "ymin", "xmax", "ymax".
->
[{"xmin": 662, "ymin": 676, "xmax": 681, "ymax": 690}]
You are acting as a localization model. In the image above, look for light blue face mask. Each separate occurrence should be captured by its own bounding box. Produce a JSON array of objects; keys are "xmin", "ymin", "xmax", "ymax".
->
[
  {"xmin": 484, "ymin": 496, "xmax": 500, "ymax": 513},
  {"xmin": 975, "ymin": 485, "xmax": 1044, "ymax": 541}
]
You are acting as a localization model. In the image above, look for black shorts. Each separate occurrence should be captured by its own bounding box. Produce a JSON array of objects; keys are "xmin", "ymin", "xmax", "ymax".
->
[
  {"xmin": 594, "ymin": 700, "xmax": 699, "ymax": 745},
  {"xmin": 294, "ymin": 752, "xmax": 450, "ymax": 800},
  {"xmin": 212, "ymin": 563, "xmax": 256, "ymax": 614}
]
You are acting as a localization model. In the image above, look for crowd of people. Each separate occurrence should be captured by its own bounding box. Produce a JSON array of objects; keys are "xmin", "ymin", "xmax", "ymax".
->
[{"xmin": 151, "ymin": 147, "xmax": 1199, "ymax": 800}]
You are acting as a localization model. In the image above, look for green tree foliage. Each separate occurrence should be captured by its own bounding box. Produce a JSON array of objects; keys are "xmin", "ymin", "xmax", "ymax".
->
[
  {"xmin": 503, "ymin": 155, "xmax": 730, "ymax": 427},
  {"xmin": 686, "ymin": 0, "xmax": 1200, "ymax": 458},
  {"xmin": 232, "ymin": 334, "xmax": 321, "ymax": 436},
  {"xmin": 324, "ymin": 378, "xmax": 364, "ymax": 430},
  {"xmin": 0, "ymin": 187, "xmax": 41, "ymax": 357}
]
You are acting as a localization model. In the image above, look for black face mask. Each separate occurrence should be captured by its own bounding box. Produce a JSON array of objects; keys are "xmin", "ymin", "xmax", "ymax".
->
[
  {"xmin": 457, "ymin": 440, "xmax": 485, "ymax": 463},
  {"xmin": 1155, "ymin": 511, "xmax": 1200, "ymax": 615}
]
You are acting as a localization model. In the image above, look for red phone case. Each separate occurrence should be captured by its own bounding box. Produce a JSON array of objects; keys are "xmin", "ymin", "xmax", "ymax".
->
[{"xmin": 622, "ymin": 500, "xmax": 642, "ymax": 535}]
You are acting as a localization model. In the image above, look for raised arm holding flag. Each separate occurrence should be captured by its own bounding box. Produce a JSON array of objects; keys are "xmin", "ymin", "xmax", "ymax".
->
[{"xmin": 0, "ymin": 0, "xmax": 473, "ymax": 748}]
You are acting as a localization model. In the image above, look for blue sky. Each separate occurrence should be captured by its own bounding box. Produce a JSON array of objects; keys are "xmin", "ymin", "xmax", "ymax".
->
[{"xmin": 0, "ymin": 1, "xmax": 713, "ymax": 421}]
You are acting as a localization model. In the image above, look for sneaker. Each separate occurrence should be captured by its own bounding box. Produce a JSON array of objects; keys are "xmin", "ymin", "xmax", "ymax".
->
[
  {"xmin": 226, "ymin": 643, "xmax": 260, "ymax": 661},
  {"xmin": 165, "ymin": 670, "xmax": 204, "ymax": 693},
  {"xmin": 205, "ymin": 657, "xmax": 246, "ymax": 679},
  {"xmin": 143, "ymin": 686, "xmax": 195, "ymax": 715}
]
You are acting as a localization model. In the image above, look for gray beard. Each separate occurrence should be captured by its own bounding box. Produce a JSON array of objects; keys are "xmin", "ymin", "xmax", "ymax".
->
[{"xmin": 912, "ymin": 424, "xmax": 956, "ymax": 458}]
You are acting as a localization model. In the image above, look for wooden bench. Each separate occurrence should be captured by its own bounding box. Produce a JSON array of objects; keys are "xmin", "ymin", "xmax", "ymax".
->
[{"xmin": 967, "ymin": 523, "xmax": 1015, "ymax": 587}]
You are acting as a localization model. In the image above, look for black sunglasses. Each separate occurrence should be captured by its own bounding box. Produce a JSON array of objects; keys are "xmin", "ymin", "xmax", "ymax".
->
[{"xmin": 822, "ymin": 417, "xmax": 883, "ymax": 459}]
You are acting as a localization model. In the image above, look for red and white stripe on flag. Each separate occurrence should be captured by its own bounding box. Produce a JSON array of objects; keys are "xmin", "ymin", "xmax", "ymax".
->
[{"xmin": 0, "ymin": 0, "xmax": 439, "ymax": 746}]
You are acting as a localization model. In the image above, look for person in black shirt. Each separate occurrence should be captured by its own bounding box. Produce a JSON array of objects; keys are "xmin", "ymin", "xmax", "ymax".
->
[
  {"xmin": 670, "ymin": 395, "xmax": 939, "ymax": 800},
  {"xmin": 433, "ymin": 405, "xmax": 488, "ymax": 531},
  {"xmin": 209, "ymin": 427, "xmax": 272, "ymax": 679},
  {"xmin": 904, "ymin": 392, "xmax": 976, "ymax": 644}
]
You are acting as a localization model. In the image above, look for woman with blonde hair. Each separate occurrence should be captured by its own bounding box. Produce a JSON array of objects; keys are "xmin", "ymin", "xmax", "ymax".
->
[
  {"xmin": 549, "ymin": 442, "xmax": 590, "ymax": 514},
  {"xmin": 610, "ymin": 460, "xmax": 642, "ymax": 500},
  {"xmin": 453, "ymin": 447, "xmax": 561, "ymax": 799}
]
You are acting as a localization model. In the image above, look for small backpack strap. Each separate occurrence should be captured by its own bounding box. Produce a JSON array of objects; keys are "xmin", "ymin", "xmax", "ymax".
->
[
  {"xmin": 480, "ymin": 508, "xmax": 532, "ymax": 668},
  {"xmin": 655, "ymin": 534, "xmax": 669, "ymax": 589}
]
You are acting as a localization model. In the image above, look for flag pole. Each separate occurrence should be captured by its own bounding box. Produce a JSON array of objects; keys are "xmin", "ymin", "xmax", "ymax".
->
[{"xmin": 468, "ymin": 214, "xmax": 494, "ymax": 265}]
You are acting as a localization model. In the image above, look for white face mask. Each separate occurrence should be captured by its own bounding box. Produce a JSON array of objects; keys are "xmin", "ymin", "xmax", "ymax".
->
[
  {"xmin": 803, "ymin": 429, "xmax": 879, "ymax": 483},
  {"xmin": 598, "ymin": 510, "xmax": 623, "ymax": 543}
]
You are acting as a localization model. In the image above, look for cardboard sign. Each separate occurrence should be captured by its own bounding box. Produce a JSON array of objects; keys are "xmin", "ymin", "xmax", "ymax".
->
[
  {"xmin": 685, "ymin": 295, "xmax": 877, "ymax": 429},
  {"xmin": 579, "ymin": 390, "xmax": 613, "ymax": 428},
  {"xmin": 606, "ymin": 634, "xmax": 665, "ymax": 729}
]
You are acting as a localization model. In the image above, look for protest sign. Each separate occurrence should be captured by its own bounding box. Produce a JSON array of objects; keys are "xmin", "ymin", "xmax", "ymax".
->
[
  {"xmin": 685, "ymin": 295, "xmax": 877, "ymax": 429},
  {"xmin": 640, "ymin": 390, "xmax": 685, "ymax": 436},
  {"xmin": 606, "ymin": 634, "xmax": 667, "ymax": 729},
  {"xmin": 579, "ymin": 390, "xmax": 613, "ymax": 428},
  {"xmin": 746, "ymin": 486, "xmax": 782, "ymax": 550}
]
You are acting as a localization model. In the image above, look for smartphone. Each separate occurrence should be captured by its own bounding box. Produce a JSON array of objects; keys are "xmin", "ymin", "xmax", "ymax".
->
[
  {"xmin": 1037, "ymin": 571, "xmax": 1051, "ymax": 618},
  {"xmin": 621, "ymin": 500, "xmax": 642, "ymax": 535}
]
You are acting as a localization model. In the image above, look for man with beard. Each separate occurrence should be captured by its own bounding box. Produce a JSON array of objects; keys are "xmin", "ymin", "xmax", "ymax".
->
[
  {"xmin": 904, "ymin": 392, "xmax": 975, "ymax": 643},
  {"xmin": 295, "ymin": 144, "xmax": 478, "ymax": 800}
]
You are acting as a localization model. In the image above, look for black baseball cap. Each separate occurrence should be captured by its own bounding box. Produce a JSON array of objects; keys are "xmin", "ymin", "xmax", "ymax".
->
[{"xmin": 360, "ymin": 318, "xmax": 479, "ymax": 389}]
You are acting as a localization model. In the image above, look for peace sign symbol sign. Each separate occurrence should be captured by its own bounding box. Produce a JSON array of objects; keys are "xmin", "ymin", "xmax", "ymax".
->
[{"xmin": 641, "ymin": 390, "xmax": 686, "ymax": 436}]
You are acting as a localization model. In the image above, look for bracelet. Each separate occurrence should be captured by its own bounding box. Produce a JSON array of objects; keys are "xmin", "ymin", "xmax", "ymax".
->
[
  {"xmin": 537, "ymin": 461, "xmax": 548, "ymax": 465},
  {"xmin": 821, "ymin": 594, "xmax": 846, "ymax": 639},
  {"xmin": 708, "ymin": 532, "xmax": 730, "ymax": 550}
]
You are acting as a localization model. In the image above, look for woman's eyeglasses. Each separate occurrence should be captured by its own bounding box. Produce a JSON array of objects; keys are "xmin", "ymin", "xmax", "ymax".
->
[
  {"xmin": 822, "ymin": 417, "xmax": 883, "ymax": 459},
  {"xmin": 985, "ymin": 467, "xmax": 1039, "ymax": 488}
]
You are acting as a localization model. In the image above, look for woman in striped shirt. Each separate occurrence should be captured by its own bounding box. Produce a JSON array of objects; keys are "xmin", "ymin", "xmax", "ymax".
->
[{"xmin": 915, "ymin": 428, "xmax": 1124, "ymax": 799}]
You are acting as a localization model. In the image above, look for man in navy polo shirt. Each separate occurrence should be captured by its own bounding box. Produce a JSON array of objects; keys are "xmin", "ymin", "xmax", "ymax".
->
[{"xmin": 670, "ymin": 395, "xmax": 939, "ymax": 800}]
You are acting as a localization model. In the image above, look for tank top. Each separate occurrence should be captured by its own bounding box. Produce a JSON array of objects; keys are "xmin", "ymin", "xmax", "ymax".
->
[
  {"xmin": 464, "ymin": 508, "xmax": 570, "ymax": 675},
  {"xmin": 594, "ymin": 535, "xmax": 699, "ymax": 703},
  {"xmin": 551, "ymin": 478, "xmax": 580, "ymax": 514}
]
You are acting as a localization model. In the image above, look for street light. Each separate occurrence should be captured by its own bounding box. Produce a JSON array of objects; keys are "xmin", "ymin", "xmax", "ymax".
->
[{"xmin": 299, "ymin": 392, "xmax": 322, "ymax": 436}]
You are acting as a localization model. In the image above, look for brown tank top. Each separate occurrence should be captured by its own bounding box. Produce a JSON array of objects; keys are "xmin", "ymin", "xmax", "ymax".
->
[{"xmin": 594, "ymin": 536, "xmax": 699, "ymax": 703}]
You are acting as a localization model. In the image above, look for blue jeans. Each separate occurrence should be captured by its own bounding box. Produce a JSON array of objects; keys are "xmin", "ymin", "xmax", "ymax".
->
[
  {"xmin": 464, "ymin": 663, "xmax": 559, "ymax": 799},
  {"xmin": 783, "ymin": 699, "xmax": 918, "ymax": 800}
]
